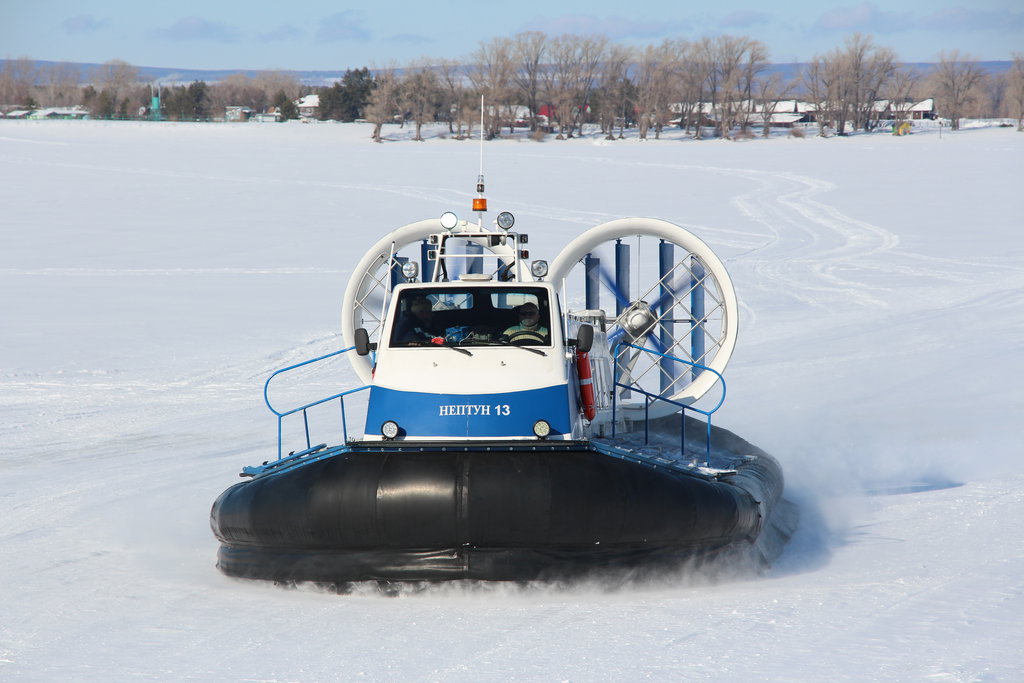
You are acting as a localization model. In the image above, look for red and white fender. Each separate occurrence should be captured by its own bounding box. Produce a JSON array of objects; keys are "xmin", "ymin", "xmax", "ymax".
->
[{"xmin": 576, "ymin": 351, "xmax": 597, "ymax": 421}]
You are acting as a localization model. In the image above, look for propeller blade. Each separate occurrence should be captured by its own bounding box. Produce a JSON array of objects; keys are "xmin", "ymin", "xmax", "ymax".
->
[
  {"xmin": 597, "ymin": 264, "xmax": 631, "ymax": 309},
  {"xmin": 645, "ymin": 332, "xmax": 668, "ymax": 355},
  {"xmin": 648, "ymin": 269, "xmax": 695, "ymax": 312}
]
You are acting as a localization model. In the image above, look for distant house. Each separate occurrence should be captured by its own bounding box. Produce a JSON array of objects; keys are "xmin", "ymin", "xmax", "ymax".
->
[
  {"xmin": 908, "ymin": 98, "xmax": 936, "ymax": 120},
  {"xmin": 669, "ymin": 100, "xmax": 814, "ymax": 128},
  {"xmin": 871, "ymin": 98, "xmax": 937, "ymax": 121},
  {"xmin": 296, "ymin": 94, "xmax": 319, "ymax": 119},
  {"xmin": 250, "ymin": 111, "xmax": 281, "ymax": 123},
  {"xmin": 28, "ymin": 107, "xmax": 89, "ymax": 120},
  {"xmin": 667, "ymin": 97, "xmax": 938, "ymax": 129},
  {"xmin": 225, "ymin": 106, "xmax": 254, "ymax": 122}
]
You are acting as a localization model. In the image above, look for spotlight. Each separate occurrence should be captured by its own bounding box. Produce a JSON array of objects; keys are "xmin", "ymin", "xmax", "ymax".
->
[
  {"xmin": 381, "ymin": 421, "xmax": 400, "ymax": 439},
  {"xmin": 440, "ymin": 212, "xmax": 458, "ymax": 230},
  {"xmin": 496, "ymin": 211, "xmax": 515, "ymax": 230}
]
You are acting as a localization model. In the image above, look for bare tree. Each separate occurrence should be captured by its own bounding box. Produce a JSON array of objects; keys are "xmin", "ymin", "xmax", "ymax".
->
[
  {"xmin": 696, "ymin": 36, "xmax": 767, "ymax": 139},
  {"xmin": 36, "ymin": 62, "xmax": 81, "ymax": 107},
  {"xmin": 701, "ymin": 35, "xmax": 766, "ymax": 139},
  {"xmin": 594, "ymin": 44, "xmax": 632, "ymax": 139},
  {"xmin": 570, "ymin": 34, "xmax": 607, "ymax": 135},
  {"xmin": 813, "ymin": 34, "xmax": 897, "ymax": 134},
  {"xmin": 697, "ymin": 37, "xmax": 725, "ymax": 137},
  {"xmin": 737, "ymin": 38, "xmax": 770, "ymax": 134},
  {"xmin": 365, "ymin": 70, "xmax": 401, "ymax": 142},
  {"xmin": 1008, "ymin": 53, "xmax": 1024, "ymax": 131},
  {"xmin": 672, "ymin": 41, "xmax": 703, "ymax": 135},
  {"xmin": 754, "ymin": 71, "xmax": 795, "ymax": 138},
  {"xmin": 436, "ymin": 59, "xmax": 470, "ymax": 137},
  {"xmin": 541, "ymin": 34, "xmax": 607, "ymax": 138},
  {"xmin": 688, "ymin": 39, "xmax": 716, "ymax": 139},
  {"xmin": 932, "ymin": 50, "xmax": 988, "ymax": 130},
  {"xmin": 512, "ymin": 31, "xmax": 548, "ymax": 131},
  {"xmin": 211, "ymin": 73, "xmax": 263, "ymax": 113},
  {"xmin": 93, "ymin": 60, "xmax": 138, "ymax": 101},
  {"xmin": 886, "ymin": 66, "xmax": 922, "ymax": 127},
  {"xmin": 843, "ymin": 35, "xmax": 896, "ymax": 131},
  {"xmin": 402, "ymin": 63, "xmax": 442, "ymax": 141},
  {"xmin": 540, "ymin": 36, "xmax": 573, "ymax": 138},
  {"xmin": 631, "ymin": 41, "xmax": 678, "ymax": 140},
  {"xmin": 0, "ymin": 57, "xmax": 37, "ymax": 108},
  {"xmin": 468, "ymin": 37, "xmax": 514, "ymax": 138},
  {"xmin": 802, "ymin": 55, "xmax": 843, "ymax": 136},
  {"xmin": 253, "ymin": 71, "xmax": 301, "ymax": 105},
  {"xmin": 87, "ymin": 59, "xmax": 141, "ymax": 118},
  {"xmin": 981, "ymin": 72, "xmax": 1007, "ymax": 120}
]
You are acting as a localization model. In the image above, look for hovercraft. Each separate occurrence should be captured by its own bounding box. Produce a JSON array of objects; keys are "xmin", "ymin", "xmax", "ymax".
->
[{"xmin": 210, "ymin": 181, "xmax": 796, "ymax": 583}]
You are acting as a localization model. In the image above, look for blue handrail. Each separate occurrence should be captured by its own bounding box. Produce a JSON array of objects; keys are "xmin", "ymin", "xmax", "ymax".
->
[
  {"xmin": 263, "ymin": 346, "xmax": 370, "ymax": 460},
  {"xmin": 610, "ymin": 342, "xmax": 727, "ymax": 466}
]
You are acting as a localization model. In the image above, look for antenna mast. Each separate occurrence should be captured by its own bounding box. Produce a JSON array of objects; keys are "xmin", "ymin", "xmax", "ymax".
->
[{"xmin": 473, "ymin": 95, "xmax": 487, "ymax": 227}]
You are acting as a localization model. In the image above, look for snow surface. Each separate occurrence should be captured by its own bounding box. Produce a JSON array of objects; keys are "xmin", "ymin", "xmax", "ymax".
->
[{"xmin": 1, "ymin": 119, "xmax": 1022, "ymax": 681}]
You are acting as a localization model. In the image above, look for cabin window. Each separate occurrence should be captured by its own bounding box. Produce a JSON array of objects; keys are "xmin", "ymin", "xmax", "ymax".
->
[{"xmin": 389, "ymin": 287, "xmax": 552, "ymax": 348}]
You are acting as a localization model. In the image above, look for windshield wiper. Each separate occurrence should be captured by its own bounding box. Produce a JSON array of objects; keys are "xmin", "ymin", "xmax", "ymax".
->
[
  {"xmin": 498, "ymin": 340, "xmax": 546, "ymax": 356},
  {"xmin": 443, "ymin": 342, "xmax": 473, "ymax": 356}
]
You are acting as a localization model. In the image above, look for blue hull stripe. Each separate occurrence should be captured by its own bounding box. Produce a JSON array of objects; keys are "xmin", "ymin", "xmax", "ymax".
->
[{"xmin": 366, "ymin": 385, "xmax": 573, "ymax": 438}]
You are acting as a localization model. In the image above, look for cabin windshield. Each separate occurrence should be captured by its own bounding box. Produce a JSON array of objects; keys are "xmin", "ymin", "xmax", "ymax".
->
[{"xmin": 389, "ymin": 287, "xmax": 553, "ymax": 348}]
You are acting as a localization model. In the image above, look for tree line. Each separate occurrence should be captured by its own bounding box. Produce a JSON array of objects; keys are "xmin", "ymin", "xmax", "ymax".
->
[
  {"xmin": 364, "ymin": 33, "xmax": 1023, "ymax": 138},
  {"xmin": 3, "ymin": 32, "xmax": 1023, "ymax": 135},
  {"xmin": 0, "ymin": 58, "xmax": 312, "ymax": 122}
]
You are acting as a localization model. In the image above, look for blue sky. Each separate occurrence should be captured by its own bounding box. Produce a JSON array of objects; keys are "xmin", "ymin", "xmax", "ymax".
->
[{"xmin": 2, "ymin": 0, "xmax": 1020, "ymax": 70}]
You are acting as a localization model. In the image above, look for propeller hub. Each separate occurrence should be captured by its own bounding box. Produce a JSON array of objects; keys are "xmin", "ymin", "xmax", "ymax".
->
[{"xmin": 620, "ymin": 301, "xmax": 657, "ymax": 342}]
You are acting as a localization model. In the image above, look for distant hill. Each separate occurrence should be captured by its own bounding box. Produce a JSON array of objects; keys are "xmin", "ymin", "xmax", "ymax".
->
[
  {"xmin": 1, "ymin": 59, "xmax": 350, "ymax": 86},
  {"xmin": 2, "ymin": 58, "xmax": 1013, "ymax": 88}
]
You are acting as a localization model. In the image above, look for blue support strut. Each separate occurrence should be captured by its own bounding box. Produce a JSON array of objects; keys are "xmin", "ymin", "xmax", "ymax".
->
[
  {"xmin": 467, "ymin": 242, "xmax": 483, "ymax": 275},
  {"xmin": 614, "ymin": 240, "xmax": 630, "ymax": 316},
  {"xmin": 420, "ymin": 240, "xmax": 434, "ymax": 283},
  {"xmin": 690, "ymin": 256, "xmax": 706, "ymax": 381},
  {"xmin": 584, "ymin": 254, "xmax": 600, "ymax": 310},
  {"xmin": 658, "ymin": 240, "xmax": 675, "ymax": 394},
  {"xmin": 614, "ymin": 241, "xmax": 630, "ymax": 398}
]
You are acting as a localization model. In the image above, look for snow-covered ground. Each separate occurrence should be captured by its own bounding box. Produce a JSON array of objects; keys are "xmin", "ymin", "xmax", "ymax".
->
[{"xmin": 1, "ymin": 119, "xmax": 1022, "ymax": 681}]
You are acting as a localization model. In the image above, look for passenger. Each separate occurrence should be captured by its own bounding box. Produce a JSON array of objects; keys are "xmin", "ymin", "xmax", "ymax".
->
[
  {"xmin": 500, "ymin": 302, "xmax": 549, "ymax": 345},
  {"xmin": 395, "ymin": 296, "xmax": 442, "ymax": 344}
]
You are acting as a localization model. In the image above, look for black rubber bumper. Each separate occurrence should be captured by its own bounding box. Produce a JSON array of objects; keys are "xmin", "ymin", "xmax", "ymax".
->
[{"xmin": 211, "ymin": 442, "xmax": 784, "ymax": 582}]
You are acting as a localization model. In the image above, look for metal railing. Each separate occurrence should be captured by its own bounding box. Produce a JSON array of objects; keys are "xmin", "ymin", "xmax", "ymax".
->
[
  {"xmin": 263, "ymin": 346, "xmax": 369, "ymax": 461},
  {"xmin": 610, "ymin": 342, "xmax": 726, "ymax": 466}
]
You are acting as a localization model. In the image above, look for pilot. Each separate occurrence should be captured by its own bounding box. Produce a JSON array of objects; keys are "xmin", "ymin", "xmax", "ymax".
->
[
  {"xmin": 501, "ymin": 302, "xmax": 549, "ymax": 345},
  {"xmin": 396, "ymin": 295, "xmax": 442, "ymax": 344}
]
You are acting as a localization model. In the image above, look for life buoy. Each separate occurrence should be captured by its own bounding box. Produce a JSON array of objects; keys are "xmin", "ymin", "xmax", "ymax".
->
[{"xmin": 576, "ymin": 351, "xmax": 597, "ymax": 421}]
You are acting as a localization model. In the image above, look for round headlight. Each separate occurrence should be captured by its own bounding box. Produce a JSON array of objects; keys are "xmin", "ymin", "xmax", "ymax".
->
[
  {"xmin": 381, "ymin": 420, "xmax": 400, "ymax": 439},
  {"xmin": 401, "ymin": 261, "xmax": 419, "ymax": 280},
  {"xmin": 440, "ymin": 211, "xmax": 458, "ymax": 230},
  {"xmin": 533, "ymin": 419, "xmax": 551, "ymax": 439},
  {"xmin": 530, "ymin": 260, "xmax": 549, "ymax": 279},
  {"xmin": 496, "ymin": 211, "xmax": 515, "ymax": 230}
]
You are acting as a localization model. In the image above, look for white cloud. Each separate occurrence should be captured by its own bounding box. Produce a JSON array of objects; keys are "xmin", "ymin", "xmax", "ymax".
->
[
  {"xmin": 316, "ymin": 11, "xmax": 372, "ymax": 42},
  {"xmin": 922, "ymin": 7, "xmax": 1024, "ymax": 32},
  {"xmin": 812, "ymin": 3, "xmax": 912, "ymax": 34},
  {"xmin": 152, "ymin": 16, "xmax": 241, "ymax": 43},
  {"xmin": 62, "ymin": 14, "xmax": 106, "ymax": 35},
  {"xmin": 520, "ymin": 14, "xmax": 688, "ymax": 41}
]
